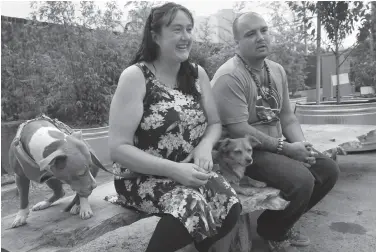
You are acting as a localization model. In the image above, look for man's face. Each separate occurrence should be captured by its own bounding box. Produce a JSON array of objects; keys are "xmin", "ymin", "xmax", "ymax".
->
[{"xmin": 236, "ymin": 14, "xmax": 271, "ymax": 60}]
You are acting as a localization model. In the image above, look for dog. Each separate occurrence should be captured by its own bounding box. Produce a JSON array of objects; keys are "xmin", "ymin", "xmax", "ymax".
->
[
  {"xmin": 9, "ymin": 116, "xmax": 101, "ymax": 228},
  {"xmin": 213, "ymin": 135, "xmax": 267, "ymax": 196}
]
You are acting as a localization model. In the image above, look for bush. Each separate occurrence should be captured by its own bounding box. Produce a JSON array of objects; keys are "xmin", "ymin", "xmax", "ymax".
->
[
  {"xmin": 351, "ymin": 60, "xmax": 376, "ymax": 88},
  {"xmin": 1, "ymin": 18, "xmax": 140, "ymax": 126}
]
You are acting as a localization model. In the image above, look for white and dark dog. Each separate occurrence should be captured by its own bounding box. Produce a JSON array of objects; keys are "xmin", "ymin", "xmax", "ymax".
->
[{"xmin": 9, "ymin": 117, "xmax": 102, "ymax": 228}]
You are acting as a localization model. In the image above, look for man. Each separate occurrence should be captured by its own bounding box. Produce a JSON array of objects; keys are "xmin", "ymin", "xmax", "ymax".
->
[{"xmin": 211, "ymin": 12, "xmax": 340, "ymax": 252}]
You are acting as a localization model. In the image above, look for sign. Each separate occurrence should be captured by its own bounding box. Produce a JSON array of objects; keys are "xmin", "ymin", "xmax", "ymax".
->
[{"xmin": 331, "ymin": 73, "xmax": 350, "ymax": 86}]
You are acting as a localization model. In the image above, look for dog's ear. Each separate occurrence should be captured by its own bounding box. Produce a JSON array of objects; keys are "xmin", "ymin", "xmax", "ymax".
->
[
  {"xmin": 217, "ymin": 138, "xmax": 231, "ymax": 152},
  {"xmin": 246, "ymin": 135, "xmax": 261, "ymax": 148}
]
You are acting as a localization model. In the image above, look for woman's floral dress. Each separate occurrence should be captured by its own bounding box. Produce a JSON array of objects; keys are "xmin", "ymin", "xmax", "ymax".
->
[{"xmin": 112, "ymin": 62, "xmax": 240, "ymax": 242}]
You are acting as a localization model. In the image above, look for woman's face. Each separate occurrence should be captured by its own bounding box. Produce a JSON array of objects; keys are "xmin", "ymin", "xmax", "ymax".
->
[{"xmin": 154, "ymin": 10, "xmax": 193, "ymax": 63}]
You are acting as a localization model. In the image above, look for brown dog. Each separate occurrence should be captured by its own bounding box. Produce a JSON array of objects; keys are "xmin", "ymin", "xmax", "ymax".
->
[{"xmin": 213, "ymin": 135, "xmax": 267, "ymax": 196}]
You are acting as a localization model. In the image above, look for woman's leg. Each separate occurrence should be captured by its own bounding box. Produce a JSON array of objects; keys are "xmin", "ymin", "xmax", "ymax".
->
[
  {"xmin": 146, "ymin": 214, "xmax": 193, "ymax": 252},
  {"xmin": 195, "ymin": 202, "xmax": 241, "ymax": 252},
  {"xmin": 113, "ymin": 173, "xmax": 241, "ymax": 252}
]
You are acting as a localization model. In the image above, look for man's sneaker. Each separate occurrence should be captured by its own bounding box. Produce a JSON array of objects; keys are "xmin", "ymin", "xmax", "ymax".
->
[
  {"xmin": 266, "ymin": 240, "xmax": 300, "ymax": 252},
  {"xmin": 286, "ymin": 228, "xmax": 310, "ymax": 247}
]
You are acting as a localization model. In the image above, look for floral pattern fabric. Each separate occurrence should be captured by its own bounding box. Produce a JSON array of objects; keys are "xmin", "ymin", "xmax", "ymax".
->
[{"xmin": 112, "ymin": 63, "xmax": 240, "ymax": 241}]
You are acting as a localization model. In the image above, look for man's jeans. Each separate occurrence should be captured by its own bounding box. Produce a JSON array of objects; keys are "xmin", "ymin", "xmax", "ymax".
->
[{"xmin": 245, "ymin": 150, "xmax": 340, "ymax": 241}]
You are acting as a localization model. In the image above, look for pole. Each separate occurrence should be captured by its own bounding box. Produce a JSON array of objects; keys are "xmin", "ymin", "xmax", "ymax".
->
[
  {"xmin": 316, "ymin": 4, "xmax": 321, "ymax": 104},
  {"xmin": 303, "ymin": 1, "xmax": 308, "ymax": 55}
]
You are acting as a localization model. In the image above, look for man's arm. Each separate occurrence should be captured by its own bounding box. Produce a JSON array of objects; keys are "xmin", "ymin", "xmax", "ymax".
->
[
  {"xmin": 211, "ymin": 73, "xmax": 311, "ymax": 161},
  {"xmin": 226, "ymin": 121, "xmax": 280, "ymax": 152},
  {"xmin": 278, "ymin": 65, "xmax": 306, "ymax": 143},
  {"xmin": 212, "ymin": 74, "xmax": 279, "ymax": 152}
]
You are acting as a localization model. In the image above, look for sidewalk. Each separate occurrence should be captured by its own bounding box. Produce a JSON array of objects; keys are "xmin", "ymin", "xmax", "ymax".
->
[
  {"xmin": 251, "ymin": 124, "xmax": 376, "ymax": 252},
  {"xmin": 251, "ymin": 151, "xmax": 376, "ymax": 252}
]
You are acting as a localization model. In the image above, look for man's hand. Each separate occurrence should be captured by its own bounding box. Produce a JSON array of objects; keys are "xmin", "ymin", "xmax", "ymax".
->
[{"xmin": 283, "ymin": 141, "xmax": 318, "ymax": 164}]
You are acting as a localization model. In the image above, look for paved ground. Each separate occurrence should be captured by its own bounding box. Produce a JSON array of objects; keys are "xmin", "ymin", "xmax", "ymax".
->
[{"xmin": 250, "ymin": 151, "xmax": 376, "ymax": 252}]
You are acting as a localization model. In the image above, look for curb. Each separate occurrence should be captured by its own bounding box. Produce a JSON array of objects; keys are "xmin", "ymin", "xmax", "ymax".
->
[{"xmin": 1, "ymin": 183, "xmax": 18, "ymax": 199}]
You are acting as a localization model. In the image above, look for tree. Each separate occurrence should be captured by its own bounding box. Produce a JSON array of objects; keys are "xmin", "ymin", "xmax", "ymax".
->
[
  {"xmin": 289, "ymin": 1, "xmax": 368, "ymax": 104},
  {"xmin": 351, "ymin": 2, "xmax": 376, "ymax": 91},
  {"xmin": 197, "ymin": 17, "xmax": 213, "ymax": 45},
  {"xmin": 124, "ymin": 1, "xmax": 162, "ymax": 35},
  {"xmin": 267, "ymin": 2, "xmax": 309, "ymax": 95},
  {"xmin": 357, "ymin": 2, "xmax": 376, "ymax": 61}
]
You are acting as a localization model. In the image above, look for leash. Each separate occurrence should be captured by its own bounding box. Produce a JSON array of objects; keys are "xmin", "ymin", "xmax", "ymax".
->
[{"xmin": 13, "ymin": 114, "xmax": 137, "ymax": 179}]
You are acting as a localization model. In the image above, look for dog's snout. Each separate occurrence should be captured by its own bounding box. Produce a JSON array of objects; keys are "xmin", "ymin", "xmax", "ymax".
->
[{"xmin": 246, "ymin": 157, "xmax": 253, "ymax": 164}]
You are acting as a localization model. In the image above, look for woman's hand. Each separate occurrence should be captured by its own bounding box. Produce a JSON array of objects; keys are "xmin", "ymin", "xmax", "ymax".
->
[
  {"xmin": 171, "ymin": 163, "xmax": 211, "ymax": 188},
  {"xmin": 181, "ymin": 140, "xmax": 214, "ymax": 172}
]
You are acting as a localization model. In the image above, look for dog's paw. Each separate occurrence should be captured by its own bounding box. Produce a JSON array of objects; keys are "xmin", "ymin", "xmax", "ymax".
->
[
  {"xmin": 32, "ymin": 200, "xmax": 52, "ymax": 211},
  {"xmin": 237, "ymin": 188, "xmax": 257, "ymax": 196},
  {"xmin": 79, "ymin": 205, "xmax": 93, "ymax": 220},
  {"xmin": 252, "ymin": 181, "xmax": 267, "ymax": 188},
  {"xmin": 11, "ymin": 209, "xmax": 29, "ymax": 228},
  {"xmin": 70, "ymin": 204, "xmax": 80, "ymax": 215}
]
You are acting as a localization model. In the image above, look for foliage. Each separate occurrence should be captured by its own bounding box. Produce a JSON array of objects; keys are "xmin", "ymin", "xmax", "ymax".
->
[
  {"xmin": 357, "ymin": 2, "xmax": 376, "ymax": 42},
  {"xmin": 289, "ymin": 1, "xmax": 369, "ymax": 103},
  {"xmin": 124, "ymin": 1, "xmax": 162, "ymax": 35},
  {"xmin": 1, "ymin": 1, "xmax": 140, "ymax": 125},
  {"xmin": 267, "ymin": 2, "xmax": 308, "ymax": 94},
  {"xmin": 349, "ymin": 41, "xmax": 376, "ymax": 88},
  {"xmin": 2, "ymin": 1, "xmax": 326, "ymax": 125}
]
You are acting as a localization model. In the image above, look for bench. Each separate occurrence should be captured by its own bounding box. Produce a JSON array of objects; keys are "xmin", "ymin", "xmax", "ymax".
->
[{"xmin": 1, "ymin": 181, "xmax": 288, "ymax": 252}]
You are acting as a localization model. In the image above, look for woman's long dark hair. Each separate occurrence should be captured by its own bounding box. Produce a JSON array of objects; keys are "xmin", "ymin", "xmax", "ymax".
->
[{"xmin": 131, "ymin": 2, "xmax": 200, "ymax": 99}]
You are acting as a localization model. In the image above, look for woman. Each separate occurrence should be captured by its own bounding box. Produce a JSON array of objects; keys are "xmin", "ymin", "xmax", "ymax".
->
[{"xmin": 108, "ymin": 2, "xmax": 241, "ymax": 252}]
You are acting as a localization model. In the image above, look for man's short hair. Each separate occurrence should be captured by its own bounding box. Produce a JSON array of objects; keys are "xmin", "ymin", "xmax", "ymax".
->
[
  {"xmin": 232, "ymin": 12, "xmax": 264, "ymax": 40},
  {"xmin": 232, "ymin": 13, "xmax": 243, "ymax": 40}
]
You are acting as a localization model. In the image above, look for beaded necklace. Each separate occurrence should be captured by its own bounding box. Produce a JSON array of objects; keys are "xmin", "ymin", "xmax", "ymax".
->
[{"xmin": 235, "ymin": 53, "xmax": 272, "ymax": 100}]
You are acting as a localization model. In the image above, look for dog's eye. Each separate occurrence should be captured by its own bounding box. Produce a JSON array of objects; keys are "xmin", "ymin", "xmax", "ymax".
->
[
  {"xmin": 247, "ymin": 148, "xmax": 253, "ymax": 152},
  {"xmin": 234, "ymin": 150, "xmax": 242, "ymax": 154}
]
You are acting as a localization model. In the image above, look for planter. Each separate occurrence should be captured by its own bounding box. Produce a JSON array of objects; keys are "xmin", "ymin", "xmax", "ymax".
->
[
  {"xmin": 360, "ymin": 86, "xmax": 375, "ymax": 96},
  {"xmin": 295, "ymin": 99, "xmax": 376, "ymax": 125}
]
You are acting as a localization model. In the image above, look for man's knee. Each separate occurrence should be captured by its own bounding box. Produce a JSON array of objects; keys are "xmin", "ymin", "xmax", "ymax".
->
[
  {"xmin": 283, "ymin": 169, "xmax": 315, "ymax": 201},
  {"xmin": 317, "ymin": 156, "xmax": 340, "ymax": 185}
]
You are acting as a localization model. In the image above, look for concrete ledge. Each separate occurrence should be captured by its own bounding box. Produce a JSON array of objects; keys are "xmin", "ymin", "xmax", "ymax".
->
[
  {"xmin": 1, "ymin": 182, "xmax": 141, "ymax": 252},
  {"xmin": 295, "ymin": 100, "xmax": 376, "ymax": 124},
  {"xmin": 1, "ymin": 180, "xmax": 288, "ymax": 252}
]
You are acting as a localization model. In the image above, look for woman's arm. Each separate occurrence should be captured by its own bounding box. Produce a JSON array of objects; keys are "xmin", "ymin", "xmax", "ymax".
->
[
  {"xmin": 197, "ymin": 65, "xmax": 222, "ymax": 148},
  {"xmin": 108, "ymin": 65, "xmax": 178, "ymax": 178},
  {"xmin": 181, "ymin": 65, "xmax": 222, "ymax": 171}
]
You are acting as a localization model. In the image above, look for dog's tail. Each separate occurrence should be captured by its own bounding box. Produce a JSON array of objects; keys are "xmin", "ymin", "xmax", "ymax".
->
[{"xmin": 63, "ymin": 193, "xmax": 79, "ymax": 212}]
